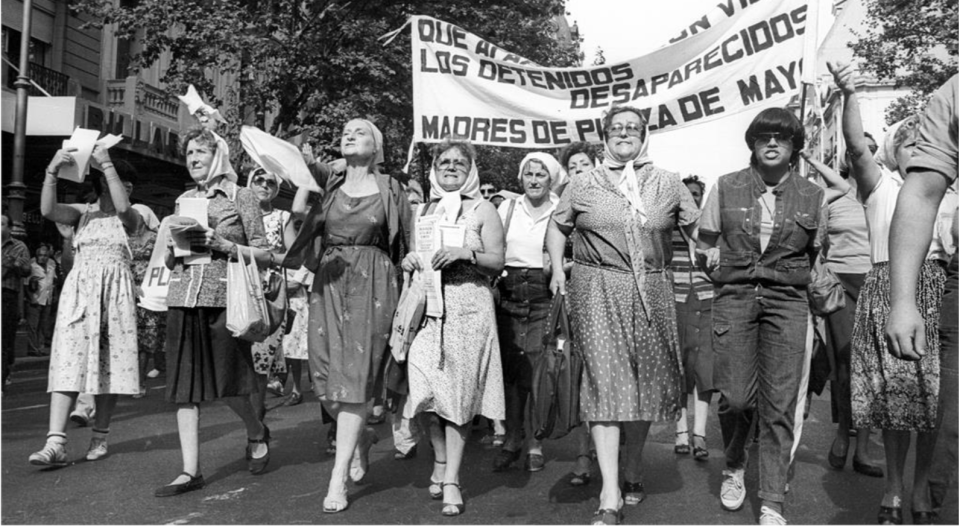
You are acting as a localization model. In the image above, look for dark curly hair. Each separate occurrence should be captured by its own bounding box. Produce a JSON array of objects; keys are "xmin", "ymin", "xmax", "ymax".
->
[
  {"xmin": 91, "ymin": 158, "xmax": 138, "ymax": 197},
  {"xmin": 560, "ymin": 142, "xmax": 598, "ymax": 171}
]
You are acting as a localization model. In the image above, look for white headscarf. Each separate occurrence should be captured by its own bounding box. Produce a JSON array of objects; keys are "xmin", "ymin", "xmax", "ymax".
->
[
  {"xmin": 207, "ymin": 131, "xmax": 238, "ymax": 184},
  {"xmin": 177, "ymin": 85, "xmax": 227, "ymax": 125},
  {"xmin": 516, "ymin": 152, "xmax": 565, "ymax": 192},
  {"xmin": 429, "ymin": 145, "xmax": 480, "ymax": 224},
  {"xmin": 601, "ymin": 111, "xmax": 652, "ymax": 221},
  {"xmin": 350, "ymin": 119, "xmax": 385, "ymax": 168},
  {"xmin": 875, "ymin": 116, "xmax": 916, "ymax": 180}
]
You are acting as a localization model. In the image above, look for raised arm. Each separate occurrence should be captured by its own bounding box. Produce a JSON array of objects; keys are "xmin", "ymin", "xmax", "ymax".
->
[
  {"xmin": 827, "ymin": 60, "xmax": 881, "ymax": 201},
  {"xmin": 41, "ymin": 149, "xmax": 83, "ymax": 227},
  {"xmin": 801, "ymin": 150, "xmax": 851, "ymax": 203},
  {"xmin": 91, "ymin": 146, "xmax": 141, "ymax": 234}
]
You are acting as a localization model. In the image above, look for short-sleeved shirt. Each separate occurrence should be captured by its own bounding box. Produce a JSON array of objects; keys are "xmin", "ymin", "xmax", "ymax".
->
[
  {"xmin": 498, "ymin": 194, "xmax": 559, "ymax": 269},
  {"xmin": 552, "ymin": 163, "xmax": 700, "ymax": 272},
  {"xmin": 824, "ymin": 189, "xmax": 872, "ymax": 274},
  {"xmin": 1, "ymin": 237, "xmax": 30, "ymax": 291},
  {"xmin": 166, "ymin": 177, "xmax": 268, "ymax": 308}
]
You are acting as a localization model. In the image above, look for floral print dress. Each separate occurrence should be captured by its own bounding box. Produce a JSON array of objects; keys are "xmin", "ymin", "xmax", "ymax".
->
[
  {"xmin": 251, "ymin": 208, "xmax": 290, "ymax": 375},
  {"xmin": 48, "ymin": 208, "xmax": 139, "ymax": 395}
]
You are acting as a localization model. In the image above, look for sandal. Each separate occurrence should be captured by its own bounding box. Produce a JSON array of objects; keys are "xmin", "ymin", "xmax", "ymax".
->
[
  {"xmin": 692, "ymin": 434, "xmax": 709, "ymax": 460},
  {"xmin": 622, "ymin": 481, "xmax": 645, "ymax": 506},
  {"xmin": 441, "ymin": 482, "xmax": 465, "ymax": 516},
  {"xmin": 322, "ymin": 485, "xmax": 349, "ymax": 513},
  {"xmin": 675, "ymin": 431, "xmax": 690, "ymax": 455},
  {"xmin": 590, "ymin": 498, "xmax": 624, "ymax": 525}
]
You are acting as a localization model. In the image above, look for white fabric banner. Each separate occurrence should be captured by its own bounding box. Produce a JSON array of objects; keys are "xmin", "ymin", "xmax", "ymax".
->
[{"xmin": 411, "ymin": 0, "xmax": 811, "ymax": 148}]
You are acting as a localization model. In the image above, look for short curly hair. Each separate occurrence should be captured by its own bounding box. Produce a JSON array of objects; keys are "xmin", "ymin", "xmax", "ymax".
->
[
  {"xmin": 559, "ymin": 142, "xmax": 597, "ymax": 171},
  {"xmin": 432, "ymin": 137, "xmax": 476, "ymax": 168},
  {"xmin": 179, "ymin": 126, "xmax": 219, "ymax": 157}
]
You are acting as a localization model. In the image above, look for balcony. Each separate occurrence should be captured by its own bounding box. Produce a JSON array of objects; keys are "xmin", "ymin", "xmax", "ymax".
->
[
  {"xmin": 106, "ymin": 76, "xmax": 179, "ymax": 123},
  {"xmin": 28, "ymin": 62, "xmax": 70, "ymax": 97}
]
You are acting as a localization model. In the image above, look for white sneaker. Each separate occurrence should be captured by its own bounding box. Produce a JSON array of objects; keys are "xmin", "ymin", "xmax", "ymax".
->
[
  {"xmin": 759, "ymin": 505, "xmax": 787, "ymax": 525},
  {"xmin": 29, "ymin": 440, "xmax": 67, "ymax": 466},
  {"xmin": 85, "ymin": 438, "xmax": 108, "ymax": 461},
  {"xmin": 720, "ymin": 468, "xmax": 746, "ymax": 511},
  {"xmin": 147, "ymin": 369, "xmax": 160, "ymax": 379}
]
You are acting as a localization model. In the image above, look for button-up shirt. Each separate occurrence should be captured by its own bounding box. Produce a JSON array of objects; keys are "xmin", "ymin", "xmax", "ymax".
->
[
  {"xmin": 166, "ymin": 177, "xmax": 268, "ymax": 308},
  {"xmin": 26, "ymin": 259, "xmax": 56, "ymax": 305}
]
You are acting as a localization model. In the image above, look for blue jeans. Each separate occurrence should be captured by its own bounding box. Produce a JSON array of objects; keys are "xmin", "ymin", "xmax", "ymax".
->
[
  {"xmin": 713, "ymin": 282, "xmax": 809, "ymax": 503},
  {"xmin": 930, "ymin": 256, "xmax": 958, "ymax": 515}
]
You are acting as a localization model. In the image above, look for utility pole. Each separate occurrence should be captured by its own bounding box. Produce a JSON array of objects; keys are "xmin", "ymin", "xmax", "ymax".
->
[{"xmin": 8, "ymin": 0, "xmax": 34, "ymax": 239}]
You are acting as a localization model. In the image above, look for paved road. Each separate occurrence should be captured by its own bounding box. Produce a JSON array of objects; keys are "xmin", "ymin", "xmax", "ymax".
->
[{"xmin": 2, "ymin": 350, "xmax": 957, "ymax": 524}]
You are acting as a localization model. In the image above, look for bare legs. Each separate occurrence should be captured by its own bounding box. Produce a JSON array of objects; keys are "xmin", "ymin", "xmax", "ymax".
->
[
  {"xmin": 881, "ymin": 429, "xmax": 937, "ymax": 511},
  {"xmin": 429, "ymin": 416, "xmax": 468, "ymax": 511},
  {"xmin": 321, "ymin": 400, "xmax": 367, "ymax": 511},
  {"xmin": 591, "ymin": 422, "xmax": 622, "ymax": 511}
]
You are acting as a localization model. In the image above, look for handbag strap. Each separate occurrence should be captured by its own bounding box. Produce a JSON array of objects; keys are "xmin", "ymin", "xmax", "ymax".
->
[
  {"xmin": 542, "ymin": 295, "xmax": 566, "ymax": 349},
  {"xmin": 502, "ymin": 198, "xmax": 517, "ymax": 251}
]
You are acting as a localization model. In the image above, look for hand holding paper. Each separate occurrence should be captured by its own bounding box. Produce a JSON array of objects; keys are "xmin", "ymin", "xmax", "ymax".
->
[
  {"xmin": 56, "ymin": 128, "xmax": 101, "ymax": 183},
  {"xmin": 240, "ymin": 126, "xmax": 321, "ymax": 192}
]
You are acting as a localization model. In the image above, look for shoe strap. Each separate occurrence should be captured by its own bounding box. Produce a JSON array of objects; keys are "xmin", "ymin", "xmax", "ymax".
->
[
  {"xmin": 181, "ymin": 471, "xmax": 200, "ymax": 479},
  {"xmin": 441, "ymin": 482, "xmax": 461, "ymax": 489}
]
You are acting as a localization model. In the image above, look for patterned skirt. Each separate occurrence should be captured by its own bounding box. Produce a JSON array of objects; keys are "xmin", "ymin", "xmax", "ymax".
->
[
  {"xmin": 569, "ymin": 263, "xmax": 682, "ymax": 422},
  {"xmin": 851, "ymin": 261, "xmax": 945, "ymax": 431}
]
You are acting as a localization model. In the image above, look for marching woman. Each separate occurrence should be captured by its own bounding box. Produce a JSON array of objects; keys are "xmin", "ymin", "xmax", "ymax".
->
[
  {"xmin": 402, "ymin": 139, "xmax": 506, "ymax": 517},
  {"xmin": 30, "ymin": 147, "xmax": 142, "ymax": 466},
  {"xmin": 493, "ymin": 152, "xmax": 562, "ymax": 474},
  {"xmin": 546, "ymin": 107, "xmax": 700, "ymax": 525},
  {"xmin": 155, "ymin": 127, "xmax": 272, "ymax": 496},
  {"xmin": 284, "ymin": 118, "xmax": 411, "ymax": 513},
  {"xmin": 696, "ymin": 107, "xmax": 825, "ymax": 525}
]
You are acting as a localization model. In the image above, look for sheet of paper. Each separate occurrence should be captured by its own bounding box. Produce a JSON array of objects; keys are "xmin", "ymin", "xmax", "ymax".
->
[
  {"xmin": 57, "ymin": 127, "xmax": 101, "ymax": 183},
  {"xmin": 96, "ymin": 134, "xmax": 124, "ymax": 149},
  {"xmin": 174, "ymin": 198, "xmax": 211, "ymax": 265},
  {"xmin": 438, "ymin": 223, "xmax": 465, "ymax": 249},
  {"xmin": 416, "ymin": 214, "xmax": 444, "ymax": 317}
]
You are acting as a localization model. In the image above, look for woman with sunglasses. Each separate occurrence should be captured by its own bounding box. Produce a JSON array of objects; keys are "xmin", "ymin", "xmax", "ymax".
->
[
  {"xmin": 546, "ymin": 107, "xmax": 700, "ymax": 525},
  {"xmin": 696, "ymin": 107, "xmax": 825, "ymax": 525},
  {"xmin": 246, "ymin": 168, "xmax": 298, "ymax": 415}
]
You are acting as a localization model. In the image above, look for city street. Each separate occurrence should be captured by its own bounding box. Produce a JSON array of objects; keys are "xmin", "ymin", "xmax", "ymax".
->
[{"xmin": 2, "ymin": 344, "xmax": 957, "ymax": 525}]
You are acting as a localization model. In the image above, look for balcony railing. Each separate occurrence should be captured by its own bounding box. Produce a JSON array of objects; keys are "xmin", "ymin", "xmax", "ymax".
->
[
  {"xmin": 106, "ymin": 77, "xmax": 179, "ymax": 122},
  {"xmin": 28, "ymin": 62, "xmax": 69, "ymax": 96}
]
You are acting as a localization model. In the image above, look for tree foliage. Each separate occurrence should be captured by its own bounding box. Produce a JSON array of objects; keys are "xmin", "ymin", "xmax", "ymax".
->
[
  {"xmin": 71, "ymin": 0, "xmax": 581, "ymax": 188},
  {"xmin": 850, "ymin": 0, "xmax": 958, "ymax": 124}
]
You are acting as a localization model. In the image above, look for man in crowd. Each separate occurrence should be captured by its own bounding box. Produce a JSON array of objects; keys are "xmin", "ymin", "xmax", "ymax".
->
[
  {"xmin": 25, "ymin": 243, "xmax": 56, "ymax": 357},
  {"xmin": 2, "ymin": 213, "xmax": 32, "ymax": 394}
]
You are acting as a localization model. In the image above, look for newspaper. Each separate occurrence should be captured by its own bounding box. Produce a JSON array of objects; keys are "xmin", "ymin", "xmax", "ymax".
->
[{"xmin": 168, "ymin": 198, "xmax": 211, "ymax": 265}]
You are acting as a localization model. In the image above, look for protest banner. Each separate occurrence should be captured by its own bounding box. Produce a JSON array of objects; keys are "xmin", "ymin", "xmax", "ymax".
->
[{"xmin": 408, "ymin": 0, "xmax": 811, "ymax": 148}]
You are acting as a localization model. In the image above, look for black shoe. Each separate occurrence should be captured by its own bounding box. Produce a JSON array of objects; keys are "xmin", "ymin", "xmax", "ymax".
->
[
  {"xmin": 912, "ymin": 511, "xmax": 936, "ymax": 525},
  {"xmin": 853, "ymin": 457, "xmax": 883, "ymax": 478},
  {"xmin": 155, "ymin": 472, "xmax": 205, "ymax": 497},
  {"xmin": 247, "ymin": 425, "xmax": 271, "ymax": 475},
  {"xmin": 492, "ymin": 448, "xmax": 521, "ymax": 472},
  {"xmin": 622, "ymin": 481, "xmax": 645, "ymax": 506},
  {"xmin": 828, "ymin": 438, "xmax": 847, "ymax": 470},
  {"xmin": 878, "ymin": 506, "xmax": 903, "ymax": 525}
]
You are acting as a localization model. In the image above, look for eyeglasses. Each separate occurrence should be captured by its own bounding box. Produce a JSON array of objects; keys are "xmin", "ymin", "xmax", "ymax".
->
[
  {"xmin": 754, "ymin": 132, "xmax": 792, "ymax": 145},
  {"xmin": 252, "ymin": 176, "xmax": 278, "ymax": 189},
  {"xmin": 437, "ymin": 158, "xmax": 469, "ymax": 172},
  {"xmin": 605, "ymin": 123, "xmax": 644, "ymax": 137},
  {"xmin": 480, "ymin": 187, "xmax": 496, "ymax": 195}
]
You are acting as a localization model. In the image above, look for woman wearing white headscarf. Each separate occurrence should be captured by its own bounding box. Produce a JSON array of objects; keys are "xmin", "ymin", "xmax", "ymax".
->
[
  {"xmin": 401, "ymin": 138, "xmax": 505, "ymax": 517},
  {"xmin": 284, "ymin": 118, "xmax": 411, "ymax": 513},
  {"xmin": 155, "ymin": 126, "xmax": 273, "ymax": 497},
  {"xmin": 492, "ymin": 152, "xmax": 562, "ymax": 474},
  {"xmin": 546, "ymin": 107, "xmax": 699, "ymax": 525}
]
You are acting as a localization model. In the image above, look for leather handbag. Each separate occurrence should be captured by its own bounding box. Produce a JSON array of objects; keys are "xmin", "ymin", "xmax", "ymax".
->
[
  {"xmin": 808, "ymin": 255, "xmax": 845, "ymax": 317},
  {"xmin": 530, "ymin": 295, "xmax": 583, "ymax": 440}
]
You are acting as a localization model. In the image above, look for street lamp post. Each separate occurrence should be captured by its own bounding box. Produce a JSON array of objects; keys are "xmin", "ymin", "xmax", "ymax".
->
[{"xmin": 7, "ymin": 0, "xmax": 34, "ymax": 239}]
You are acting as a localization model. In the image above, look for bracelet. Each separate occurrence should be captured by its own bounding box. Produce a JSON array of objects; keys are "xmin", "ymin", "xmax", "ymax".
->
[{"xmin": 99, "ymin": 162, "xmax": 115, "ymax": 171}]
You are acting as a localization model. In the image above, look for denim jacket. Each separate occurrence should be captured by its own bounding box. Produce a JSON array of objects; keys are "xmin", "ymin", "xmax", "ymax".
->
[{"xmin": 704, "ymin": 168, "xmax": 824, "ymax": 286}]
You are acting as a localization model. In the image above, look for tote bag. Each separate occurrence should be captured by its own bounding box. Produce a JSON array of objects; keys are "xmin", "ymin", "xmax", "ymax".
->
[
  {"xmin": 530, "ymin": 295, "xmax": 583, "ymax": 440},
  {"xmin": 226, "ymin": 246, "xmax": 272, "ymax": 342}
]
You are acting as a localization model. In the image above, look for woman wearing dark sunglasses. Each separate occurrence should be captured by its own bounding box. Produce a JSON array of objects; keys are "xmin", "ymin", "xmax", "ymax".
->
[
  {"xmin": 696, "ymin": 107, "xmax": 825, "ymax": 525},
  {"xmin": 246, "ymin": 168, "xmax": 298, "ymax": 418}
]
